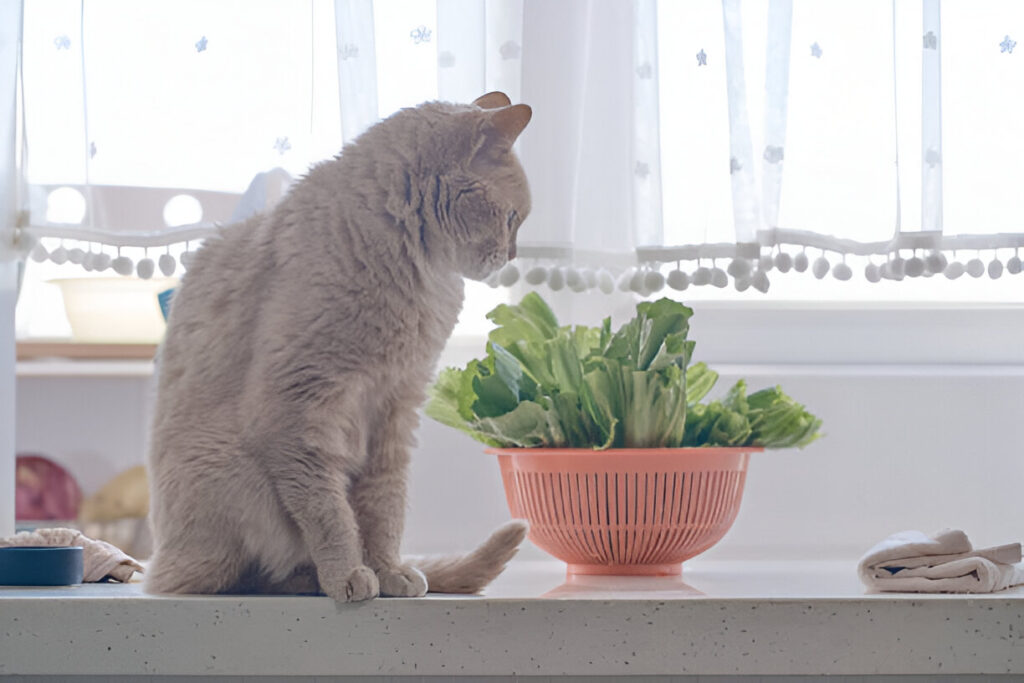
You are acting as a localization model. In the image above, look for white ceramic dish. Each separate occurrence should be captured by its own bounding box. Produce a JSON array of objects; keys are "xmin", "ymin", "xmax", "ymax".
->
[{"xmin": 48, "ymin": 277, "xmax": 177, "ymax": 344}]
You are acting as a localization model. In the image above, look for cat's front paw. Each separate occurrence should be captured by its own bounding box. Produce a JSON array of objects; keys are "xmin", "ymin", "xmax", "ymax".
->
[
  {"xmin": 323, "ymin": 565, "xmax": 380, "ymax": 603},
  {"xmin": 377, "ymin": 564, "xmax": 428, "ymax": 597}
]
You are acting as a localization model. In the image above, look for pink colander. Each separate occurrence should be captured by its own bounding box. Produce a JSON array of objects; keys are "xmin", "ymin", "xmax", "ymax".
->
[{"xmin": 490, "ymin": 447, "xmax": 759, "ymax": 576}]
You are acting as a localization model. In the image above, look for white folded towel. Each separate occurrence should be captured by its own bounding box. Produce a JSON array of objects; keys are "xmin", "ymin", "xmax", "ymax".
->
[
  {"xmin": 859, "ymin": 529, "xmax": 1024, "ymax": 593},
  {"xmin": 1, "ymin": 528, "xmax": 144, "ymax": 583}
]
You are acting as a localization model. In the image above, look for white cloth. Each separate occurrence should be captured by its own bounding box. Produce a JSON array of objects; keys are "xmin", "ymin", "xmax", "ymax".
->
[
  {"xmin": 1, "ymin": 528, "xmax": 144, "ymax": 583},
  {"xmin": 859, "ymin": 529, "xmax": 1024, "ymax": 594}
]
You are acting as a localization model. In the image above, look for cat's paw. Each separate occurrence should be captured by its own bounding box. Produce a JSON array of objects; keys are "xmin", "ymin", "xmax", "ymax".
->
[
  {"xmin": 377, "ymin": 564, "xmax": 428, "ymax": 598},
  {"xmin": 323, "ymin": 565, "xmax": 380, "ymax": 603}
]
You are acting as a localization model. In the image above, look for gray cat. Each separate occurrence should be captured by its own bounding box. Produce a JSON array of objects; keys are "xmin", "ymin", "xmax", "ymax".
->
[{"xmin": 144, "ymin": 92, "xmax": 532, "ymax": 601}]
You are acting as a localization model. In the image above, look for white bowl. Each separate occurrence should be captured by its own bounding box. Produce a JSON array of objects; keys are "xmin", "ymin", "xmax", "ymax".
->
[{"xmin": 48, "ymin": 277, "xmax": 178, "ymax": 344}]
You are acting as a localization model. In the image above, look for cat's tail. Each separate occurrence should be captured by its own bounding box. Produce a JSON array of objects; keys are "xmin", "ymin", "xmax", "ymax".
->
[{"xmin": 407, "ymin": 520, "xmax": 529, "ymax": 594}]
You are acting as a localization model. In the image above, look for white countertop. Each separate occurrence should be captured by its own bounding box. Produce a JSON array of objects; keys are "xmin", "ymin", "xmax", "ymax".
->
[{"xmin": 2, "ymin": 559, "xmax": 1023, "ymax": 677}]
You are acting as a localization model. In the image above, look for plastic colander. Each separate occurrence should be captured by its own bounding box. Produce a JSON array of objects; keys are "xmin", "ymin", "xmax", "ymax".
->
[{"xmin": 491, "ymin": 447, "xmax": 759, "ymax": 576}]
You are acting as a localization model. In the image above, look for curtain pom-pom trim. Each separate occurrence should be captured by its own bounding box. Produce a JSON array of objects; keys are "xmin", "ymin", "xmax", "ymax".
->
[
  {"xmin": 24, "ymin": 237, "xmax": 208, "ymax": 279},
  {"xmin": 497, "ymin": 245, "xmax": 1021, "ymax": 295},
  {"xmin": 20, "ymin": 235, "xmax": 1024, "ymax": 295}
]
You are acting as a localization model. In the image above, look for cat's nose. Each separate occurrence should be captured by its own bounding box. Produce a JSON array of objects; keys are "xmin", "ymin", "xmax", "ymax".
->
[{"xmin": 507, "ymin": 243, "xmax": 516, "ymax": 260}]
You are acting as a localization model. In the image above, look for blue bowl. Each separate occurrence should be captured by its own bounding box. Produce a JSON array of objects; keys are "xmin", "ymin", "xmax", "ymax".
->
[{"xmin": 0, "ymin": 546, "xmax": 84, "ymax": 586}]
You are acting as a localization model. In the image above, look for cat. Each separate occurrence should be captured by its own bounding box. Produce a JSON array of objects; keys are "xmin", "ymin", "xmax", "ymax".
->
[{"xmin": 144, "ymin": 92, "xmax": 532, "ymax": 602}]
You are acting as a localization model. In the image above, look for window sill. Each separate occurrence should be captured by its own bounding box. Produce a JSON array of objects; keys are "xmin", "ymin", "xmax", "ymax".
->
[{"xmin": 1, "ymin": 559, "xmax": 1021, "ymax": 677}]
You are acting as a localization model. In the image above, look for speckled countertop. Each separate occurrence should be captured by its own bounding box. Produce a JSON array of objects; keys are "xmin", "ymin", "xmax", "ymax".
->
[{"xmin": 2, "ymin": 560, "xmax": 1023, "ymax": 677}]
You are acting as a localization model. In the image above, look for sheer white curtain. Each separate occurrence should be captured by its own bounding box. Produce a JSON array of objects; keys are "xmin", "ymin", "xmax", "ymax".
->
[
  {"xmin": 14, "ymin": 0, "xmax": 523, "ymax": 277},
  {"xmin": 9, "ymin": 0, "xmax": 1024, "ymax": 294},
  {"xmin": 510, "ymin": 0, "xmax": 1024, "ymax": 295},
  {"xmin": 19, "ymin": 0, "xmax": 344, "ymax": 275}
]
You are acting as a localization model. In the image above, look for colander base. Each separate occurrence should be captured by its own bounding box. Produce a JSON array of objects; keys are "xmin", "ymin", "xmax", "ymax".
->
[{"xmin": 568, "ymin": 562, "xmax": 682, "ymax": 576}]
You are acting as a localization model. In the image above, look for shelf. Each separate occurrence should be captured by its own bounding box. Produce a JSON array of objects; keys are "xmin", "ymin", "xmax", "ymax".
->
[
  {"xmin": 15, "ymin": 342, "xmax": 157, "ymax": 377},
  {"xmin": 16, "ymin": 341, "xmax": 158, "ymax": 361}
]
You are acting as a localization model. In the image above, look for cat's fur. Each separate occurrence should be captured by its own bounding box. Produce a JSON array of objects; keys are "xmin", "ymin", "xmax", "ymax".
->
[{"xmin": 144, "ymin": 93, "xmax": 532, "ymax": 601}]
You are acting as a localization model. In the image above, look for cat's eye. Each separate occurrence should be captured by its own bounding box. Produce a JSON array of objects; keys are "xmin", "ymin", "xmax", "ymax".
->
[{"xmin": 507, "ymin": 210, "xmax": 518, "ymax": 228}]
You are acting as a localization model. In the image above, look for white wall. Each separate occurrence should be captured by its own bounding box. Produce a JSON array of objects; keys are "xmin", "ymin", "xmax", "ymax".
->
[
  {"xmin": 0, "ymin": 262, "xmax": 16, "ymax": 536},
  {"xmin": 16, "ymin": 359, "xmax": 1024, "ymax": 561},
  {"xmin": 15, "ymin": 372, "xmax": 156, "ymax": 498}
]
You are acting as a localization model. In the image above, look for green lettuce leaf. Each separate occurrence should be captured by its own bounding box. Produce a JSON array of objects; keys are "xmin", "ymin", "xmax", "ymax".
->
[
  {"xmin": 486, "ymin": 291, "xmax": 559, "ymax": 347},
  {"xmin": 686, "ymin": 362, "xmax": 718, "ymax": 405},
  {"xmin": 425, "ymin": 366, "xmax": 504, "ymax": 446},
  {"xmin": 746, "ymin": 386, "xmax": 823, "ymax": 449},
  {"xmin": 473, "ymin": 400, "xmax": 563, "ymax": 448}
]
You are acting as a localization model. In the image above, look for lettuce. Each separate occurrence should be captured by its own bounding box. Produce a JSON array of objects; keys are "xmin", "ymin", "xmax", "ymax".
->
[{"xmin": 426, "ymin": 292, "xmax": 822, "ymax": 450}]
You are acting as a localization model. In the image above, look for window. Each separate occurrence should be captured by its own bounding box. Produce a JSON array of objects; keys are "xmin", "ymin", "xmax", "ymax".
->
[
  {"xmin": 15, "ymin": 0, "xmax": 1024, "ymax": 352},
  {"xmin": 16, "ymin": 0, "xmax": 507, "ymax": 342},
  {"xmin": 653, "ymin": 0, "xmax": 1024, "ymax": 303}
]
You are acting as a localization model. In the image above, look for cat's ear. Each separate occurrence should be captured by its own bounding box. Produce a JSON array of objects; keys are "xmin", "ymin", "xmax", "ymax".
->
[
  {"xmin": 472, "ymin": 91, "xmax": 512, "ymax": 109},
  {"xmin": 483, "ymin": 104, "xmax": 532, "ymax": 147}
]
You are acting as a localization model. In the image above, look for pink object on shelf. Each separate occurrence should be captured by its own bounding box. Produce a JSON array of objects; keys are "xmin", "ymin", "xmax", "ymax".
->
[
  {"xmin": 15, "ymin": 454, "xmax": 83, "ymax": 521},
  {"xmin": 490, "ymin": 447, "xmax": 759, "ymax": 576}
]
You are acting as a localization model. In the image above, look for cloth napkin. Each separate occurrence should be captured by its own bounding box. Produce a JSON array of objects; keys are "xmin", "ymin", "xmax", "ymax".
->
[
  {"xmin": 859, "ymin": 529, "xmax": 1024, "ymax": 593},
  {"xmin": 1, "ymin": 528, "xmax": 144, "ymax": 582}
]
